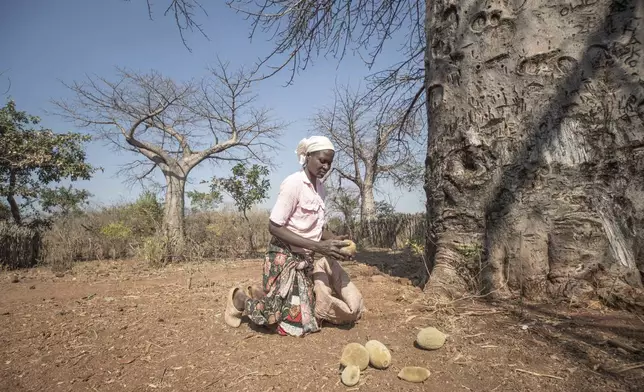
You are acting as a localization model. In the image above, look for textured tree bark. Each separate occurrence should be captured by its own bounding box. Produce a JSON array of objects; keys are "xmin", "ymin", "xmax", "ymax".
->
[
  {"xmin": 361, "ymin": 181, "xmax": 376, "ymax": 218},
  {"xmin": 7, "ymin": 171, "xmax": 22, "ymax": 225},
  {"xmin": 6, "ymin": 194, "xmax": 21, "ymax": 225},
  {"xmin": 424, "ymin": 0, "xmax": 644, "ymax": 308},
  {"xmin": 360, "ymin": 179, "xmax": 376, "ymax": 244},
  {"xmin": 163, "ymin": 171, "xmax": 187, "ymax": 262}
]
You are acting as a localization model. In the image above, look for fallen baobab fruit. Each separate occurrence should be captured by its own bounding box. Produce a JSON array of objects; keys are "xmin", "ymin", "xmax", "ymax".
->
[
  {"xmin": 339, "ymin": 240, "xmax": 357, "ymax": 257},
  {"xmin": 398, "ymin": 366, "xmax": 431, "ymax": 383},
  {"xmin": 341, "ymin": 365, "xmax": 360, "ymax": 386},
  {"xmin": 365, "ymin": 340, "xmax": 391, "ymax": 369},
  {"xmin": 416, "ymin": 327, "xmax": 446, "ymax": 350},
  {"xmin": 340, "ymin": 342, "xmax": 370, "ymax": 370}
]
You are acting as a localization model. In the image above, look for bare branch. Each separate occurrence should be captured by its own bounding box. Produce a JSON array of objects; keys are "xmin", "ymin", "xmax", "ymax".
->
[
  {"xmin": 53, "ymin": 63, "xmax": 285, "ymax": 188},
  {"xmin": 125, "ymin": 0, "xmax": 210, "ymax": 51},
  {"xmin": 116, "ymin": 158, "xmax": 162, "ymax": 189},
  {"xmin": 332, "ymin": 166, "xmax": 360, "ymax": 187},
  {"xmin": 0, "ymin": 69, "xmax": 11, "ymax": 95},
  {"xmin": 312, "ymin": 83, "xmax": 423, "ymax": 195},
  {"xmin": 186, "ymin": 60, "xmax": 285, "ymax": 167},
  {"xmin": 226, "ymin": 0, "xmax": 424, "ymax": 84}
]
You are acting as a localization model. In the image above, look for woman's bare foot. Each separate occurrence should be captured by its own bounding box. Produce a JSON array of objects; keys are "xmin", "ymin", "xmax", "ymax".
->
[{"xmin": 246, "ymin": 285, "xmax": 264, "ymax": 300}]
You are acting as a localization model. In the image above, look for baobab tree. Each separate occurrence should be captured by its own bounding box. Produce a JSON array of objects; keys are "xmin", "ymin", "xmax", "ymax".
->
[
  {"xmin": 162, "ymin": 1, "xmax": 644, "ymax": 308},
  {"xmin": 312, "ymin": 85, "xmax": 422, "ymax": 237},
  {"xmin": 55, "ymin": 62, "xmax": 283, "ymax": 260}
]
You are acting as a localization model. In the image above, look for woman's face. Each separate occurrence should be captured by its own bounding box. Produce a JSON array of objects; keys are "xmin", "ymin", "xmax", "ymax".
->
[{"xmin": 306, "ymin": 150, "xmax": 335, "ymax": 179}]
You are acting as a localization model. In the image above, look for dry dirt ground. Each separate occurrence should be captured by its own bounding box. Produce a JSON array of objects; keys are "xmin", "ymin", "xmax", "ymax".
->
[{"xmin": 1, "ymin": 250, "xmax": 643, "ymax": 392}]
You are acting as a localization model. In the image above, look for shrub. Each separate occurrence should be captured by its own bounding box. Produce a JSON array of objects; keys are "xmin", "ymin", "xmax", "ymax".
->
[
  {"xmin": 138, "ymin": 235, "xmax": 167, "ymax": 267},
  {"xmin": 100, "ymin": 222, "xmax": 132, "ymax": 239}
]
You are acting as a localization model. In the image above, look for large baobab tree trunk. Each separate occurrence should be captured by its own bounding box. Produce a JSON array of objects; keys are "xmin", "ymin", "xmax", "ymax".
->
[
  {"xmin": 424, "ymin": 0, "xmax": 644, "ymax": 308},
  {"xmin": 163, "ymin": 171, "xmax": 187, "ymax": 261}
]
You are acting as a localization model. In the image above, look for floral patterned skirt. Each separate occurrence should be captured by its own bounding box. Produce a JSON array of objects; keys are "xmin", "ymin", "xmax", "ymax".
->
[{"xmin": 244, "ymin": 240, "xmax": 320, "ymax": 337}]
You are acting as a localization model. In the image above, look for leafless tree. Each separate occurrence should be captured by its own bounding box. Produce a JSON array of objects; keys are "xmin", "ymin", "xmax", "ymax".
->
[
  {"xmin": 54, "ymin": 61, "xmax": 283, "ymax": 260},
  {"xmin": 312, "ymin": 84, "xmax": 422, "ymax": 231},
  {"xmin": 163, "ymin": 1, "xmax": 644, "ymax": 308}
]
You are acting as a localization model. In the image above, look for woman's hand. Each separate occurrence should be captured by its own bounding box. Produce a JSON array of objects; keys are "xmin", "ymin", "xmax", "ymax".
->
[{"xmin": 315, "ymin": 239, "xmax": 352, "ymax": 261}]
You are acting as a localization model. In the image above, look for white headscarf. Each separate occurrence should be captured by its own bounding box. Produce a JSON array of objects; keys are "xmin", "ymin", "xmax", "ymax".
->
[{"xmin": 295, "ymin": 136, "xmax": 335, "ymax": 165}]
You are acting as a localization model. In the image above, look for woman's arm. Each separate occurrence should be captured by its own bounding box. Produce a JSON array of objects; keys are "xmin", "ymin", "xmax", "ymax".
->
[
  {"xmin": 268, "ymin": 176, "xmax": 349, "ymax": 259},
  {"xmin": 269, "ymin": 221, "xmax": 349, "ymax": 260},
  {"xmin": 269, "ymin": 221, "xmax": 320, "ymax": 250}
]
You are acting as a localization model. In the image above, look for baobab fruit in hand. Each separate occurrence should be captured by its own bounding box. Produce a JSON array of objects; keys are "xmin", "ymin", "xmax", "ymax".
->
[
  {"xmin": 339, "ymin": 240, "xmax": 357, "ymax": 257},
  {"xmin": 398, "ymin": 366, "xmax": 431, "ymax": 383},
  {"xmin": 365, "ymin": 340, "xmax": 391, "ymax": 369},
  {"xmin": 340, "ymin": 342, "xmax": 370, "ymax": 370},
  {"xmin": 341, "ymin": 365, "xmax": 360, "ymax": 386},
  {"xmin": 416, "ymin": 327, "xmax": 446, "ymax": 350}
]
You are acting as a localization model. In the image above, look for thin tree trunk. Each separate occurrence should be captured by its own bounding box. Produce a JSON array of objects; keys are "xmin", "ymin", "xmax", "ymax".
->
[
  {"xmin": 424, "ymin": 0, "xmax": 644, "ymax": 307},
  {"xmin": 163, "ymin": 172, "xmax": 186, "ymax": 262},
  {"xmin": 360, "ymin": 181, "xmax": 376, "ymax": 245},
  {"xmin": 7, "ymin": 195, "xmax": 21, "ymax": 225},
  {"xmin": 360, "ymin": 183, "xmax": 376, "ymax": 221},
  {"xmin": 7, "ymin": 171, "xmax": 22, "ymax": 225},
  {"xmin": 243, "ymin": 210, "xmax": 256, "ymax": 253}
]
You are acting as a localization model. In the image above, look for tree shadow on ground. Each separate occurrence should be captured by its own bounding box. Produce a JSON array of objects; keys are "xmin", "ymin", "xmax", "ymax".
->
[
  {"xmin": 489, "ymin": 299, "xmax": 644, "ymax": 388},
  {"xmin": 350, "ymin": 248, "xmax": 426, "ymax": 286},
  {"xmin": 351, "ymin": 248, "xmax": 644, "ymax": 388}
]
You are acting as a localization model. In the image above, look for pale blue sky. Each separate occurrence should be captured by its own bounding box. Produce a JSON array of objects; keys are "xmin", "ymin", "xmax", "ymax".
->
[{"xmin": 0, "ymin": 0, "xmax": 425, "ymax": 213}]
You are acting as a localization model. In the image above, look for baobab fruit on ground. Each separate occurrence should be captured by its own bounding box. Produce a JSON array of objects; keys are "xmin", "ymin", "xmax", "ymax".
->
[
  {"xmin": 365, "ymin": 340, "xmax": 391, "ymax": 369},
  {"xmin": 398, "ymin": 367, "xmax": 431, "ymax": 383},
  {"xmin": 341, "ymin": 365, "xmax": 360, "ymax": 386},
  {"xmin": 339, "ymin": 240, "xmax": 357, "ymax": 257},
  {"xmin": 340, "ymin": 342, "xmax": 370, "ymax": 370},
  {"xmin": 416, "ymin": 327, "xmax": 446, "ymax": 350}
]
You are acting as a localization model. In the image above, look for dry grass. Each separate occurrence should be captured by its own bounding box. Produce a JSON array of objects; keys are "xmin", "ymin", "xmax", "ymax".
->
[
  {"xmin": 38, "ymin": 201, "xmax": 272, "ymax": 271},
  {"xmin": 31, "ymin": 197, "xmax": 422, "ymax": 272}
]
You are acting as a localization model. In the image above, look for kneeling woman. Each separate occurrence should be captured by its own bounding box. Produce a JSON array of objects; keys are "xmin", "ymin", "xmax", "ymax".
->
[{"xmin": 224, "ymin": 136, "xmax": 365, "ymax": 336}]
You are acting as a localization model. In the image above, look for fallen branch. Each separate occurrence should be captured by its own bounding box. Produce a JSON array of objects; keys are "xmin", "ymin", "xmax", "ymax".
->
[
  {"xmin": 603, "ymin": 338, "xmax": 641, "ymax": 354},
  {"xmin": 458, "ymin": 310, "xmax": 504, "ymax": 317},
  {"xmin": 571, "ymin": 339, "xmax": 610, "ymax": 356},
  {"xmin": 405, "ymin": 315, "xmax": 418, "ymax": 323},
  {"xmin": 514, "ymin": 368, "xmax": 564, "ymax": 380},
  {"xmin": 616, "ymin": 362, "xmax": 644, "ymax": 373}
]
